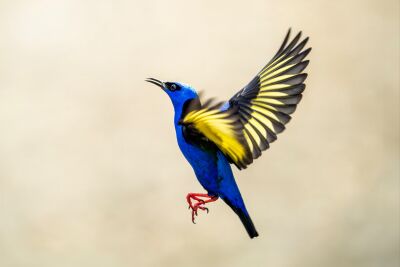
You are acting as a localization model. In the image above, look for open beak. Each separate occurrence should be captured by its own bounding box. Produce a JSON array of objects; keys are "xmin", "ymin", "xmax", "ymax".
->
[{"xmin": 145, "ymin": 78, "xmax": 165, "ymax": 89}]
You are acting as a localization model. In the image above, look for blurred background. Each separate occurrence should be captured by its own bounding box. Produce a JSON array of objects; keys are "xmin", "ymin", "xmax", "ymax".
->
[{"xmin": 0, "ymin": 0, "xmax": 398, "ymax": 266}]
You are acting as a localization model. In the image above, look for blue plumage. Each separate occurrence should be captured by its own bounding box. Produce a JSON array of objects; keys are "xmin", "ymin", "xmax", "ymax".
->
[
  {"xmin": 146, "ymin": 29, "xmax": 311, "ymax": 239},
  {"xmin": 153, "ymin": 81, "xmax": 258, "ymax": 238}
]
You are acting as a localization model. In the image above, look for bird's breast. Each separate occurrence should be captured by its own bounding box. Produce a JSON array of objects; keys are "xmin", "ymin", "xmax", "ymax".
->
[{"xmin": 175, "ymin": 124, "xmax": 219, "ymax": 192}]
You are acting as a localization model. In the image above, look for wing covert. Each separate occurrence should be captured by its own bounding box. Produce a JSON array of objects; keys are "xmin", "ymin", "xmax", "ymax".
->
[{"xmin": 180, "ymin": 103, "xmax": 252, "ymax": 169}]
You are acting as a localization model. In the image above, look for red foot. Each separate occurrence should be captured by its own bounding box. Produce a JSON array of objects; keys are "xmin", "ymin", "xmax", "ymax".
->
[{"xmin": 186, "ymin": 193, "xmax": 218, "ymax": 224}]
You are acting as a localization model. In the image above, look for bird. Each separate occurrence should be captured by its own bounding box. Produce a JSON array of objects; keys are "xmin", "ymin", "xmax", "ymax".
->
[{"xmin": 146, "ymin": 29, "xmax": 311, "ymax": 238}]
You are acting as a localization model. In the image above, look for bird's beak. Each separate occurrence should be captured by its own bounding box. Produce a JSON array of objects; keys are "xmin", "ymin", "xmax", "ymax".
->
[{"xmin": 145, "ymin": 78, "xmax": 165, "ymax": 89}]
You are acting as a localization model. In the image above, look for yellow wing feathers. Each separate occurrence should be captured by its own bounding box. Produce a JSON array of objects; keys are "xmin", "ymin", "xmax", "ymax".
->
[
  {"xmin": 181, "ymin": 107, "xmax": 250, "ymax": 168},
  {"xmin": 181, "ymin": 29, "xmax": 310, "ymax": 169},
  {"xmin": 230, "ymin": 29, "xmax": 311, "ymax": 162}
]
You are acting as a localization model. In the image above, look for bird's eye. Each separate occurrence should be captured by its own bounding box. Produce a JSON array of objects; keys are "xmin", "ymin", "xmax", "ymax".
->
[{"xmin": 170, "ymin": 84, "xmax": 177, "ymax": 91}]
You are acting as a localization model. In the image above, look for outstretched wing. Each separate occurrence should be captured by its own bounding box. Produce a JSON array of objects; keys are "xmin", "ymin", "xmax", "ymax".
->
[
  {"xmin": 180, "ymin": 29, "xmax": 311, "ymax": 169},
  {"xmin": 228, "ymin": 29, "xmax": 311, "ymax": 165},
  {"xmin": 180, "ymin": 103, "xmax": 252, "ymax": 169}
]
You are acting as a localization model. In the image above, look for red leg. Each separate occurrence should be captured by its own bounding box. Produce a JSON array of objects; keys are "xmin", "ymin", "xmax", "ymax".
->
[{"xmin": 186, "ymin": 193, "xmax": 219, "ymax": 223}]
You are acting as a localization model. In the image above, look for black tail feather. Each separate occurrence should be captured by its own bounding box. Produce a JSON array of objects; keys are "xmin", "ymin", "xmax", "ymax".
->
[{"xmin": 223, "ymin": 198, "xmax": 259, "ymax": 238}]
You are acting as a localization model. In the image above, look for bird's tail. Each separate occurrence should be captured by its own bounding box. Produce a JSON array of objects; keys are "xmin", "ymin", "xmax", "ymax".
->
[{"xmin": 223, "ymin": 198, "xmax": 259, "ymax": 238}]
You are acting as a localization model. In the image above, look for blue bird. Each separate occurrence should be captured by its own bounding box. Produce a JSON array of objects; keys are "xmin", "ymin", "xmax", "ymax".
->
[{"xmin": 146, "ymin": 29, "xmax": 311, "ymax": 238}]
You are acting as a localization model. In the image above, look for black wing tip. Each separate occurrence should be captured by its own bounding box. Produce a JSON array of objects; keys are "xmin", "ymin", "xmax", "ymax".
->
[
  {"xmin": 285, "ymin": 29, "xmax": 311, "ymax": 48},
  {"xmin": 302, "ymin": 47, "xmax": 312, "ymax": 57},
  {"xmin": 286, "ymin": 28, "xmax": 292, "ymax": 38},
  {"xmin": 294, "ymin": 30, "xmax": 302, "ymax": 40}
]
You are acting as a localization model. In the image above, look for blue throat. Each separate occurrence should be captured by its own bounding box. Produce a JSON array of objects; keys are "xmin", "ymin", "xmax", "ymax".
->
[{"xmin": 164, "ymin": 84, "xmax": 198, "ymax": 124}]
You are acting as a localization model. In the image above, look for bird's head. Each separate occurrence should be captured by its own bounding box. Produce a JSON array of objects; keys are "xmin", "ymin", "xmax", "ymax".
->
[{"xmin": 145, "ymin": 78, "xmax": 198, "ymax": 110}]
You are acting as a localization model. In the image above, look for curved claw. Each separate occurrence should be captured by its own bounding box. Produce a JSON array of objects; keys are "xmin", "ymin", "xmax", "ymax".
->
[
  {"xmin": 186, "ymin": 193, "xmax": 218, "ymax": 224},
  {"xmin": 191, "ymin": 211, "xmax": 197, "ymax": 224}
]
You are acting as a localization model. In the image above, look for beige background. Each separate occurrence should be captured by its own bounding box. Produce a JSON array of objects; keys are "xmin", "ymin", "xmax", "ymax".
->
[{"xmin": 0, "ymin": 0, "xmax": 398, "ymax": 266}]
